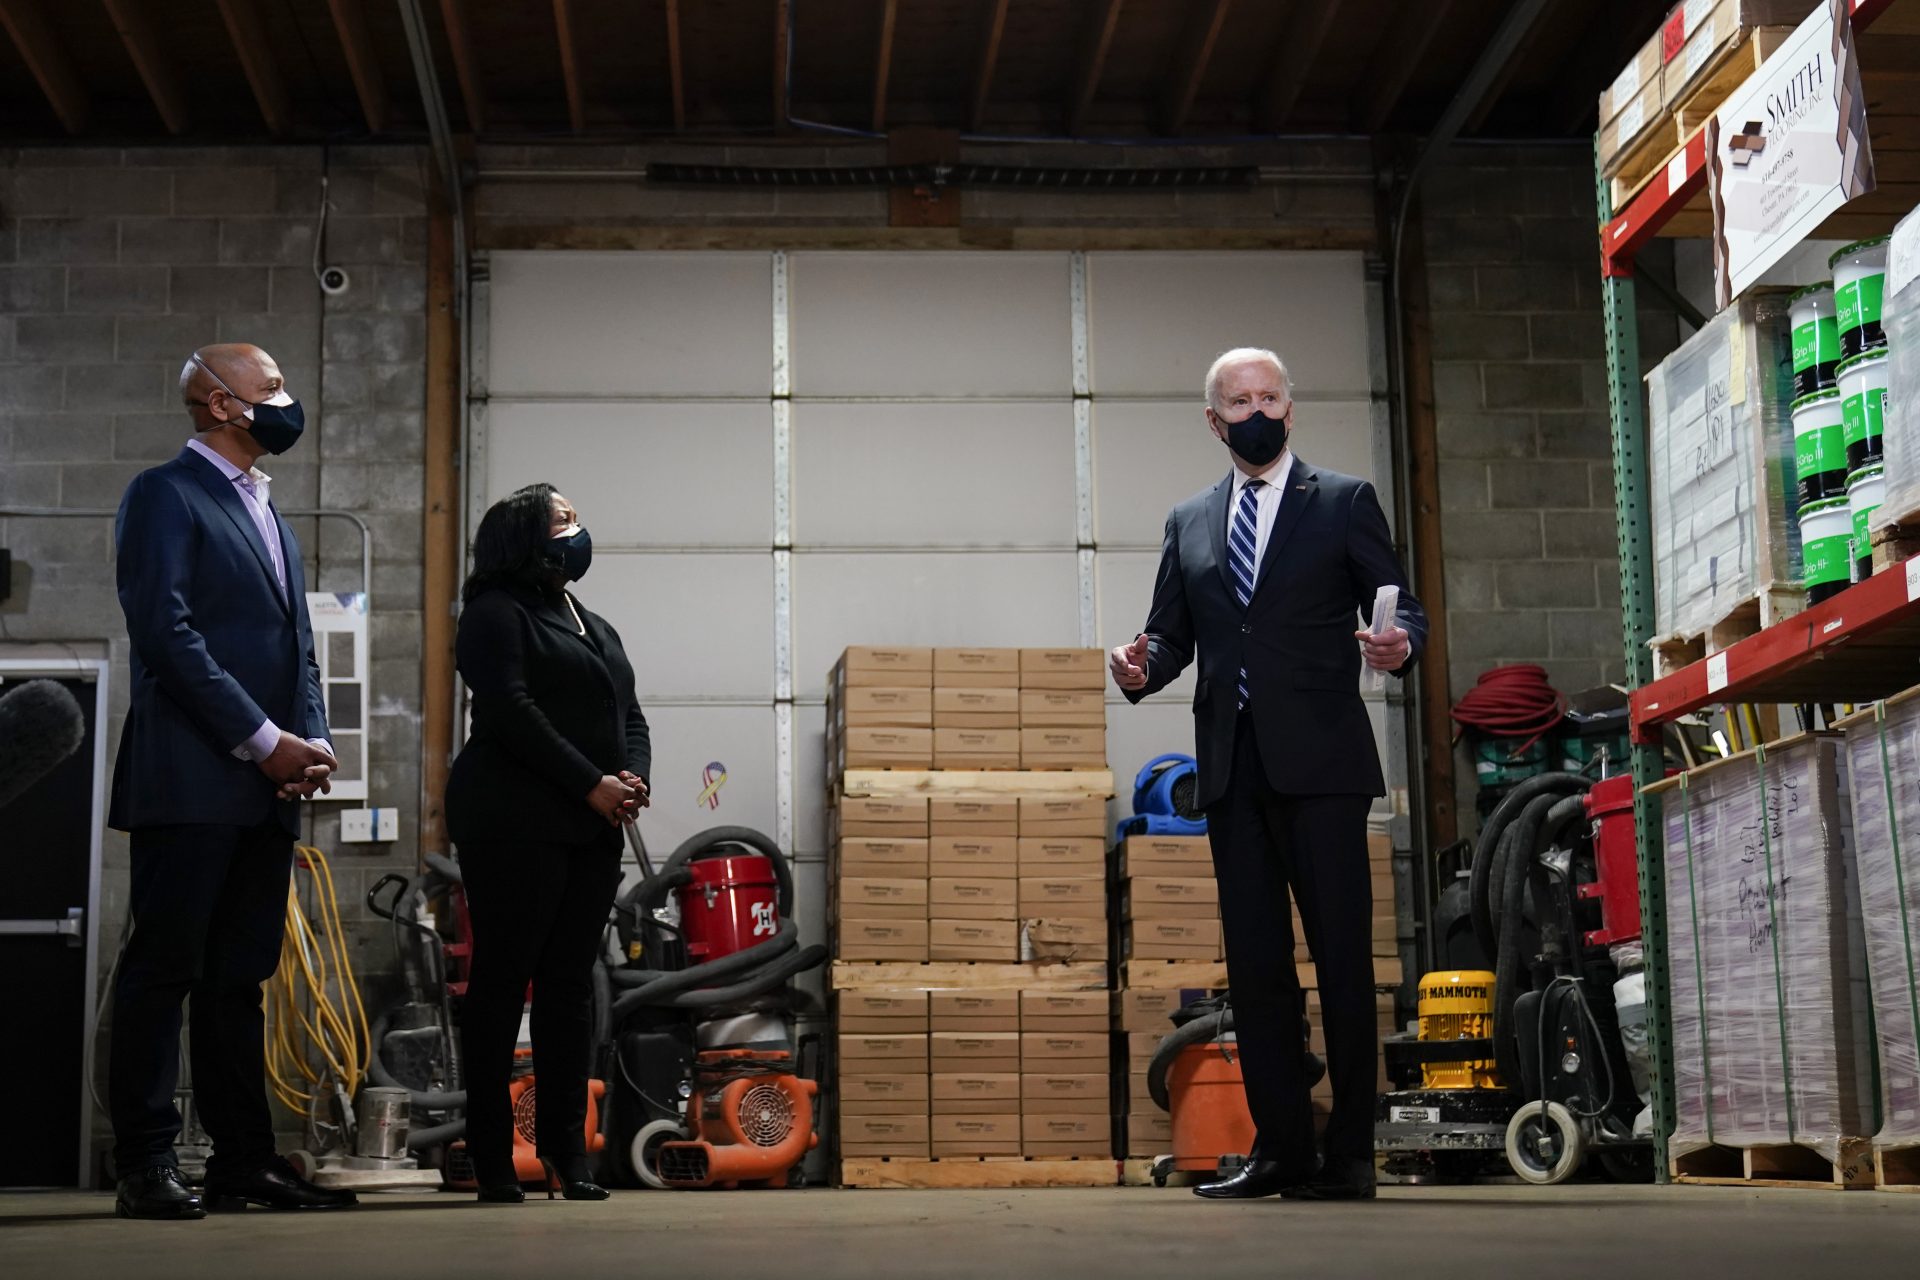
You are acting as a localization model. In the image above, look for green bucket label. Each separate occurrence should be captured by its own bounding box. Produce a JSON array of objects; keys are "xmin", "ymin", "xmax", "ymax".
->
[
  {"xmin": 1796, "ymin": 420, "xmax": 1846, "ymax": 480},
  {"xmin": 1792, "ymin": 317, "xmax": 1839, "ymax": 373},
  {"xmin": 1854, "ymin": 502, "xmax": 1879, "ymax": 558},
  {"xmin": 1843, "ymin": 385, "xmax": 1885, "ymax": 448},
  {"xmin": 1836, "ymin": 273, "xmax": 1884, "ymax": 333},
  {"xmin": 1803, "ymin": 528, "xmax": 1851, "ymax": 588}
]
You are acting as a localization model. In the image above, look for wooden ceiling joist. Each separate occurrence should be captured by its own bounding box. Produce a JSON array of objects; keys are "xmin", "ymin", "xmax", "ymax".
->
[
  {"xmin": 551, "ymin": 0, "xmax": 587, "ymax": 132},
  {"xmin": 665, "ymin": 0, "xmax": 686, "ymax": 132},
  {"xmin": 1161, "ymin": 0, "xmax": 1232, "ymax": 135},
  {"xmin": 0, "ymin": 0, "xmax": 89, "ymax": 135},
  {"xmin": 1356, "ymin": 0, "xmax": 1453, "ymax": 134},
  {"xmin": 1069, "ymin": 0, "xmax": 1126, "ymax": 135},
  {"xmin": 101, "ymin": 0, "xmax": 186, "ymax": 135},
  {"xmin": 326, "ymin": 0, "xmax": 391, "ymax": 133},
  {"xmin": 969, "ymin": 0, "xmax": 1011, "ymax": 132},
  {"xmin": 213, "ymin": 0, "xmax": 291, "ymax": 135},
  {"xmin": 1256, "ymin": 0, "xmax": 1339, "ymax": 133},
  {"xmin": 436, "ymin": 0, "xmax": 486, "ymax": 133},
  {"xmin": 873, "ymin": 0, "xmax": 898, "ymax": 132}
]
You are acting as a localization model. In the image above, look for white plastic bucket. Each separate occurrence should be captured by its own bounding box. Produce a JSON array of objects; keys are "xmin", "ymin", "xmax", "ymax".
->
[{"xmin": 1830, "ymin": 236, "xmax": 1889, "ymax": 358}]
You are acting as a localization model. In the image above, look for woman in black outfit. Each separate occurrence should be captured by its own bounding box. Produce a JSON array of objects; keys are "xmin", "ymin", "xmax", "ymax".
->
[{"xmin": 447, "ymin": 483, "xmax": 651, "ymax": 1203}]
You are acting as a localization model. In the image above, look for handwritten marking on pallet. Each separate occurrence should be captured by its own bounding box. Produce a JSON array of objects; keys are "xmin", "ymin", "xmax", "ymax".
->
[{"xmin": 1707, "ymin": 652, "xmax": 1729, "ymax": 694}]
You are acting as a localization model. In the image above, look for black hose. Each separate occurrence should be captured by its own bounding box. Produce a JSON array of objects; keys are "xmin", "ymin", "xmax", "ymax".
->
[
  {"xmin": 1143, "ymin": 1007, "xmax": 1323, "ymax": 1112},
  {"xmin": 423, "ymin": 851, "xmax": 462, "ymax": 884},
  {"xmin": 1469, "ymin": 772, "xmax": 1588, "ymax": 960},
  {"xmin": 1489, "ymin": 788, "xmax": 1591, "ymax": 1091},
  {"xmin": 406, "ymin": 1117, "xmax": 466, "ymax": 1151},
  {"xmin": 369, "ymin": 1011, "xmax": 467, "ymax": 1110},
  {"xmin": 591, "ymin": 957, "xmax": 611, "ymax": 1052},
  {"xmin": 650, "ymin": 944, "xmax": 828, "ymax": 1009},
  {"xmin": 606, "ymin": 919, "xmax": 798, "ymax": 992}
]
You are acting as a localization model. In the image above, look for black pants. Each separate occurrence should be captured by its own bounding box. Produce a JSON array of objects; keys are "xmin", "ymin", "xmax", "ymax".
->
[
  {"xmin": 109, "ymin": 820, "xmax": 293, "ymax": 1179},
  {"xmin": 1206, "ymin": 716, "xmax": 1376, "ymax": 1171},
  {"xmin": 458, "ymin": 839, "xmax": 621, "ymax": 1182}
]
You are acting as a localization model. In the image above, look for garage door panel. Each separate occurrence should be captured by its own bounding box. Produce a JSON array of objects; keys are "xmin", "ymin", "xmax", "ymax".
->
[
  {"xmin": 488, "ymin": 251, "xmax": 772, "ymax": 398},
  {"xmin": 1096, "ymin": 550, "xmax": 1195, "ymax": 700},
  {"xmin": 789, "ymin": 252, "xmax": 1071, "ymax": 397},
  {"xmin": 487, "ymin": 401, "xmax": 773, "ymax": 547},
  {"xmin": 629, "ymin": 704, "xmax": 777, "ymax": 856},
  {"xmin": 792, "ymin": 552, "xmax": 1081, "ymax": 699},
  {"xmin": 585, "ymin": 553, "xmax": 774, "ymax": 700},
  {"xmin": 792, "ymin": 401, "xmax": 1076, "ymax": 547},
  {"xmin": 1087, "ymin": 252, "xmax": 1370, "ymax": 398},
  {"xmin": 793, "ymin": 706, "xmax": 829, "ymax": 855}
]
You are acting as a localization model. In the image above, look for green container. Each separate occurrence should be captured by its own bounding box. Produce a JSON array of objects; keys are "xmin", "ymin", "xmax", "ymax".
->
[
  {"xmin": 1831, "ymin": 235, "xmax": 1890, "ymax": 358},
  {"xmin": 1849, "ymin": 463, "xmax": 1885, "ymax": 583},
  {"xmin": 1789, "ymin": 281, "xmax": 1841, "ymax": 397},
  {"xmin": 1800, "ymin": 494, "xmax": 1853, "ymax": 604},
  {"xmin": 1791, "ymin": 388, "xmax": 1848, "ymax": 503},
  {"xmin": 1837, "ymin": 348, "xmax": 1888, "ymax": 471},
  {"xmin": 1473, "ymin": 736, "xmax": 1548, "ymax": 789}
]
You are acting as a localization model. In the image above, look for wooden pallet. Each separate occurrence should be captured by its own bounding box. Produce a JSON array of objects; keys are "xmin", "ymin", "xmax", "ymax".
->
[
  {"xmin": 1878, "ymin": 1145, "xmax": 1920, "ymax": 1193},
  {"xmin": 1872, "ymin": 508, "xmax": 1920, "ymax": 575},
  {"xmin": 1118, "ymin": 1158, "xmax": 1207, "ymax": 1188},
  {"xmin": 1117, "ymin": 956, "xmax": 1407, "ymax": 992},
  {"xmin": 840, "ymin": 1155, "xmax": 1118, "ymax": 1189},
  {"xmin": 1605, "ymin": 26, "xmax": 1794, "ymax": 208},
  {"xmin": 831, "ymin": 960, "xmax": 1108, "ymax": 991},
  {"xmin": 1670, "ymin": 1139, "xmax": 1875, "ymax": 1190},
  {"xmin": 1650, "ymin": 582, "xmax": 1804, "ymax": 680},
  {"xmin": 837, "ymin": 769, "xmax": 1114, "ymax": 799}
]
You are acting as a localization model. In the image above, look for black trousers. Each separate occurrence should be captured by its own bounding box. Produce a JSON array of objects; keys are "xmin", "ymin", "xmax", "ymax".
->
[
  {"xmin": 1206, "ymin": 715, "xmax": 1376, "ymax": 1170},
  {"xmin": 458, "ymin": 839, "xmax": 621, "ymax": 1181},
  {"xmin": 109, "ymin": 820, "xmax": 293, "ymax": 1179}
]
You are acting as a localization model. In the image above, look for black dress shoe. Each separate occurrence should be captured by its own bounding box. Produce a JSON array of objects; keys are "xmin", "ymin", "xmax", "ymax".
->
[
  {"xmin": 203, "ymin": 1155, "xmax": 358, "ymax": 1211},
  {"xmin": 1192, "ymin": 1160, "xmax": 1312, "ymax": 1200},
  {"xmin": 1281, "ymin": 1155, "xmax": 1377, "ymax": 1201},
  {"xmin": 116, "ymin": 1165, "xmax": 206, "ymax": 1220},
  {"xmin": 539, "ymin": 1157, "xmax": 610, "ymax": 1201}
]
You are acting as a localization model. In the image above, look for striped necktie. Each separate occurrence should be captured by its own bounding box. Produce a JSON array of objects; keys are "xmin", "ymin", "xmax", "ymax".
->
[{"xmin": 1229, "ymin": 479, "xmax": 1264, "ymax": 710}]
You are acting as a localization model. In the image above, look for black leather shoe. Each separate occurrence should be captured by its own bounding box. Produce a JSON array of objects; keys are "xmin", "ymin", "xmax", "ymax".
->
[
  {"xmin": 1192, "ymin": 1160, "xmax": 1312, "ymax": 1200},
  {"xmin": 116, "ymin": 1165, "xmax": 206, "ymax": 1220},
  {"xmin": 1282, "ymin": 1155, "xmax": 1377, "ymax": 1201},
  {"xmin": 204, "ymin": 1155, "xmax": 358, "ymax": 1211}
]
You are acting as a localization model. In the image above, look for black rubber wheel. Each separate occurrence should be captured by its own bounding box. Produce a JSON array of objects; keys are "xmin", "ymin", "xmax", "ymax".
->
[
  {"xmin": 1505, "ymin": 1101, "xmax": 1586, "ymax": 1185},
  {"xmin": 1598, "ymin": 1146, "xmax": 1655, "ymax": 1183}
]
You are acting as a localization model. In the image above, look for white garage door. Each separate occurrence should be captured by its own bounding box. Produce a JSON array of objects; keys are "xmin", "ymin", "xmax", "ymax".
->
[{"xmin": 472, "ymin": 248, "xmax": 1397, "ymax": 930}]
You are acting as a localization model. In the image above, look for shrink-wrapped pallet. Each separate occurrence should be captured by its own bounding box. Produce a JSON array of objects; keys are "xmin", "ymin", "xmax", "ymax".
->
[
  {"xmin": 1654, "ymin": 735, "xmax": 1875, "ymax": 1166},
  {"xmin": 1878, "ymin": 205, "xmax": 1920, "ymax": 530}
]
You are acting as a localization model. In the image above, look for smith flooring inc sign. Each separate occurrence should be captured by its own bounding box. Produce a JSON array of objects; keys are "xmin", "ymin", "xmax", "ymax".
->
[{"xmin": 1708, "ymin": 0, "xmax": 1875, "ymax": 308}]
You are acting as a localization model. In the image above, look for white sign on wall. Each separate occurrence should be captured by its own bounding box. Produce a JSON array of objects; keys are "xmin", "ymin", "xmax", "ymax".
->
[
  {"xmin": 1709, "ymin": 0, "xmax": 1875, "ymax": 308},
  {"xmin": 307, "ymin": 592, "xmax": 369, "ymax": 802}
]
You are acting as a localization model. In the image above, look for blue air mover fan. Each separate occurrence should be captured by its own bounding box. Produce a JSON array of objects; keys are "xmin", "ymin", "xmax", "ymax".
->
[{"xmin": 1114, "ymin": 752, "xmax": 1208, "ymax": 842}]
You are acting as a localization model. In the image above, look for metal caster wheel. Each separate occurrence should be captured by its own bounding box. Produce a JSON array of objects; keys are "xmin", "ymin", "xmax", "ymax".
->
[
  {"xmin": 1150, "ymin": 1155, "xmax": 1175, "ymax": 1188},
  {"xmin": 1505, "ymin": 1101, "xmax": 1586, "ymax": 1185}
]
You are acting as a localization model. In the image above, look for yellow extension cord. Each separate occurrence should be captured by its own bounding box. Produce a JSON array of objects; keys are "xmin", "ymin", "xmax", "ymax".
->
[{"xmin": 265, "ymin": 844, "xmax": 372, "ymax": 1117}]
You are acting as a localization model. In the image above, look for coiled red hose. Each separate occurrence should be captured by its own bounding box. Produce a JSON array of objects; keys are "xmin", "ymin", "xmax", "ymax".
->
[{"xmin": 1451, "ymin": 663, "xmax": 1565, "ymax": 752}]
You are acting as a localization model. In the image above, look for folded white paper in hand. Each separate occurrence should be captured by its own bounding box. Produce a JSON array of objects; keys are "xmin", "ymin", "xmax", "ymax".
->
[{"xmin": 1366, "ymin": 585, "xmax": 1400, "ymax": 692}]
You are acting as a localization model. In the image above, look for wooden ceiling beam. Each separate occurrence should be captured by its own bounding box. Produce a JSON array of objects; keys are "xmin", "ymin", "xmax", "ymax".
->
[
  {"xmin": 326, "ymin": 0, "xmax": 391, "ymax": 133},
  {"xmin": 773, "ymin": 0, "xmax": 791, "ymax": 132},
  {"xmin": 1256, "ymin": 0, "xmax": 1339, "ymax": 132},
  {"xmin": 436, "ymin": 0, "xmax": 487, "ymax": 133},
  {"xmin": 666, "ymin": 0, "xmax": 686, "ymax": 132},
  {"xmin": 0, "ymin": 0, "xmax": 88, "ymax": 134},
  {"xmin": 969, "ymin": 0, "xmax": 1011, "ymax": 132},
  {"xmin": 873, "ymin": 0, "xmax": 898, "ymax": 132},
  {"xmin": 101, "ymin": 0, "xmax": 187, "ymax": 134},
  {"xmin": 1068, "ymin": 0, "xmax": 1126, "ymax": 135},
  {"xmin": 1356, "ymin": 0, "xmax": 1453, "ymax": 134},
  {"xmin": 212, "ymin": 0, "xmax": 291, "ymax": 135},
  {"xmin": 1161, "ymin": 0, "xmax": 1232, "ymax": 135},
  {"xmin": 551, "ymin": 0, "xmax": 587, "ymax": 132}
]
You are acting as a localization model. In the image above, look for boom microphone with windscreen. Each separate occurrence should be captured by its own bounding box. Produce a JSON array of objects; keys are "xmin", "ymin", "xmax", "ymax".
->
[{"xmin": 0, "ymin": 680, "xmax": 87, "ymax": 810}]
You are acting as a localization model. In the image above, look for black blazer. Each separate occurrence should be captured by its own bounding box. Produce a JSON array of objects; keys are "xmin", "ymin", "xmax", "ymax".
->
[
  {"xmin": 1124, "ymin": 456, "xmax": 1427, "ymax": 808},
  {"xmin": 109, "ymin": 446, "xmax": 329, "ymax": 834},
  {"xmin": 446, "ymin": 584, "xmax": 652, "ymax": 849}
]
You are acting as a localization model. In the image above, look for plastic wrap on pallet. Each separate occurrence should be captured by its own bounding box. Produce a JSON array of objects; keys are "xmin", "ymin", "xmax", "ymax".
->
[
  {"xmin": 1646, "ymin": 292, "xmax": 1802, "ymax": 639},
  {"xmin": 1879, "ymin": 205, "xmax": 1920, "ymax": 530},
  {"xmin": 1839, "ymin": 692, "xmax": 1920, "ymax": 1152},
  {"xmin": 1660, "ymin": 735, "xmax": 1876, "ymax": 1166}
]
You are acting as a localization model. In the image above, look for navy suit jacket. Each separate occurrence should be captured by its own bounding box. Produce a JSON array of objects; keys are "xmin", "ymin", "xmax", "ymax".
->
[
  {"xmin": 109, "ymin": 445, "xmax": 329, "ymax": 834},
  {"xmin": 1124, "ymin": 456, "xmax": 1427, "ymax": 809}
]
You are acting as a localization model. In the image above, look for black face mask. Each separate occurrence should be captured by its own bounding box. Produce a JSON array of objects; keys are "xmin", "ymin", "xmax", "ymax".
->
[
  {"xmin": 549, "ymin": 525, "xmax": 593, "ymax": 582},
  {"xmin": 243, "ymin": 396, "xmax": 307, "ymax": 455},
  {"xmin": 1219, "ymin": 409, "xmax": 1289, "ymax": 468}
]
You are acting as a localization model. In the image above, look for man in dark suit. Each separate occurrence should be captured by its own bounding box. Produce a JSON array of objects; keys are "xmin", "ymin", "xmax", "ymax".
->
[
  {"xmin": 1112, "ymin": 347, "xmax": 1426, "ymax": 1201},
  {"xmin": 107, "ymin": 344, "xmax": 356, "ymax": 1219}
]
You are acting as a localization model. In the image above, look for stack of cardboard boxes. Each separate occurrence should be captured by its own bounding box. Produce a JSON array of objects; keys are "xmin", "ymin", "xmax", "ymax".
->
[
  {"xmin": 1115, "ymin": 988, "xmax": 1191, "ymax": 1159},
  {"xmin": 1116, "ymin": 835, "xmax": 1223, "ymax": 970}
]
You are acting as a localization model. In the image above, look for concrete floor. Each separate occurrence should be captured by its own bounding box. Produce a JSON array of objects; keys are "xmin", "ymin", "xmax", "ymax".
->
[{"xmin": 5, "ymin": 1183, "xmax": 1920, "ymax": 1279}]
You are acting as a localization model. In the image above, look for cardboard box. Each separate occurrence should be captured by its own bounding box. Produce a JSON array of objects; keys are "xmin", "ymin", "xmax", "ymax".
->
[
  {"xmin": 1661, "ymin": 0, "xmax": 1811, "ymax": 114},
  {"xmin": 933, "ymin": 727, "xmax": 1021, "ymax": 769},
  {"xmin": 928, "ymin": 877, "xmax": 1018, "ymax": 921},
  {"xmin": 930, "ymin": 1114, "xmax": 1021, "ymax": 1156},
  {"xmin": 840, "ymin": 1113, "xmax": 930, "ymax": 1157},
  {"xmin": 933, "ymin": 687, "xmax": 1020, "ymax": 729},
  {"xmin": 1022, "ymin": 1073, "xmax": 1111, "ymax": 1114},
  {"xmin": 1019, "ymin": 690, "xmax": 1106, "ymax": 728},
  {"xmin": 837, "ymin": 919, "xmax": 930, "ymax": 961},
  {"xmin": 1018, "ymin": 876, "xmax": 1105, "ymax": 915},
  {"xmin": 838, "ymin": 992, "xmax": 930, "ymax": 1033},
  {"xmin": 834, "ymin": 686, "xmax": 933, "ymax": 729},
  {"xmin": 835, "ymin": 646, "xmax": 933, "ymax": 688},
  {"xmin": 1018, "ymin": 795, "xmax": 1108, "ymax": 837},
  {"xmin": 1020, "ymin": 728, "xmax": 1106, "ymax": 768},
  {"xmin": 934, "ymin": 647, "xmax": 1022, "ymax": 688},
  {"xmin": 929, "ymin": 918, "xmax": 1019, "ymax": 962},
  {"xmin": 1126, "ymin": 1110, "xmax": 1172, "ymax": 1152},
  {"xmin": 836, "ymin": 877, "xmax": 929, "ymax": 921},
  {"xmin": 1021, "ymin": 1113, "xmax": 1109, "ymax": 1156},
  {"xmin": 1125, "ymin": 1031, "xmax": 1165, "ymax": 1064},
  {"xmin": 1598, "ymin": 26, "xmax": 1663, "ymax": 125},
  {"xmin": 1113, "ymin": 989, "xmax": 1203, "ymax": 1033},
  {"xmin": 838, "ymin": 1034, "xmax": 929, "ymax": 1069},
  {"xmin": 931, "ymin": 992, "xmax": 1021, "ymax": 1031},
  {"xmin": 1020, "ymin": 917, "xmax": 1109, "ymax": 963},
  {"xmin": 931, "ymin": 1072, "xmax": 1021, "ymax": 1114},
  {"xmin": 839, "ymin": 727, "xmax": 933, "ymax": 770},
  {"xmin": 838, "ymin": 1072, "xmax": 931, "ymax": 1115},
  {"xmin": 1020, "ymin": 992, "xmax": 1108, "ymax": 1032},
  {"xmin": 1019, "ymin": 648, "xmax": 1105, "ymax": 690},
  {"xmin": 1016, "ymin": 836, "xmax": 1105, "ymax": 874},
  {"xmin": 1020, "ymin": 1032, "xmax": 1108, "ymax": 1067},
  {"xmin": 836, "ymin": 838, "xmax": 931, "ymax": 878},
  {"xmin": 929, "ymin": 798, "xmax": 1019, "ymax": 836},
  {"xmin": 835, "ymin": 795, "xmax": 930, "ymax": 837},
  {"xmin": 1118, "ymin": 835, "xmax": 1212, "ymax": 879},
  {"xmin": 1123, "ymin": 918, "xmax": 1222, "ymax": 961},
  {"xmin": 929, "ymin": 834, "xmax": 1018, "ymax": 872},
  {"xmin": 930, "ymin": 1031, "xmax": 1021, "ymax": 1074},
  {"xmin": 1122, "ymin": 876, "xmax": 1220, "ymax": 920},
  {"xmin": 1125, "ymin": 1069, "xmax": 1154, "ymax": 1107}
]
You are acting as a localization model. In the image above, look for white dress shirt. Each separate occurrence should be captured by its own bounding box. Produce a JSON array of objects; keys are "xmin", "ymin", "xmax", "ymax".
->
[
  {"xmin": 1227, "ymin": 449, "xmax": 1295, "ymax": 577},
  {"xmin": 185, "ymin": 436, "xmax": 330, "ymax": 767}
]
